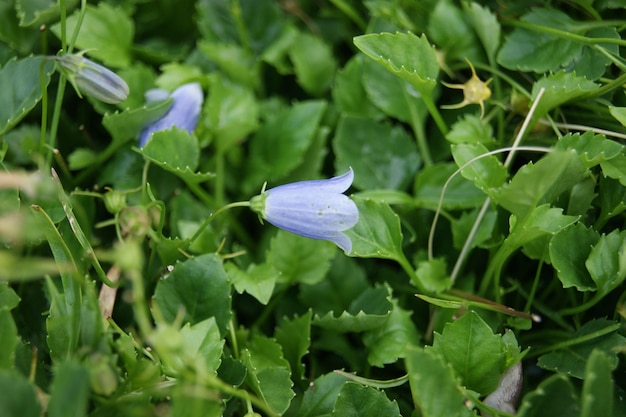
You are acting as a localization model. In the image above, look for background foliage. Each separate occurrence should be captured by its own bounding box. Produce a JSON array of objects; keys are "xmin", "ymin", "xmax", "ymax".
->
[{"xmin": 1, "ymin": 0, "xmax": 626, "ymax": 416}]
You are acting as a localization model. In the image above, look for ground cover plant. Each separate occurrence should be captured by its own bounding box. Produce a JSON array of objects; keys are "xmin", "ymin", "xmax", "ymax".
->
[{"xmin": 1, "ymin": 0, "xmax": 625, "ymax": 416}]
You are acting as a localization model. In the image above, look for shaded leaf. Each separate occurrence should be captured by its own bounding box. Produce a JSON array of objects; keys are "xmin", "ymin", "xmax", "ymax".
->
[
  {"xmin": 330, "ymin": 382, "xmax": 401, "ymax": 417},
  {"xmin": 550, "ymin": 224, "xmax": 599, "ymax": 291}
]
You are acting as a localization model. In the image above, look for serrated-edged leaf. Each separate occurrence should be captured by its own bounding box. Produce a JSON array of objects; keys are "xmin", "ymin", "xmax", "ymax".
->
[
  {"xmin": 344, "ymin": 198, "xmax": 405, "ymax": 260},
  {"xmin": 0, "ymin": 370, "xmax": 41, "ymax": 417},
  {"xmin": 241, "ymin": 334, "xmax": 295, "ymax": 415},
  {"xmin": 330, "ymin": 382, "xmax": 401, "ymax": 417},
  {"xmin": 244, "ymin": 100, "xmax": 327, "ymax": 193},
  {"xmin": 451, "ymin": 206, "xmax": 499, "ymax": 250},
  {"xmin": 275, "ymin": 311, "xmax": 311, "ymax": 382},
  {"xmin": 555, "ymin": 132, "xmax": 623, "ymax": 168},
  {"xmin": 550, "ymin": 223, "xmax": 599, "ymax": 291},
  {"xmin": 198, "ymin": 40, "xmax": 260, "ymax": 90},
  {"xmin": 267, "ymin": 230, "xmax": 336, "ymax": 285},
  {"xmin": 572, "ymin": 27, "xmax": 620, "ymax": 80},
  {"xmin": 0, "ymin": 56, "xmax": 54, "ymax": 136},
  {"xmin": 585, "ymin": 229, "xmax": 626, "ymax": 294},
  {"xmin": 152, "ymin": 253, "xmax": 231, "ymax": 335},
  {"xmin": 517, "ymin": 374, "xmax": 580, "ymax": 417},
  {"xmin": 464, "ymin": 2, "xmax": 501, "ymax": 62},
  {"xmin": 600, "ymin": 154, "xmax": 626, "ymax": 187},
  {"xmin": 415, "ymin": 257, "xmax": 452, "ymax": 293},
  {"xmin": 497, "ymin": 8, "xmax": 582, "ymax": 73},
  {"xmin": 313, "ymin": 285, "xmax": 392, "ymax": 332},
  {"xmin": 141, "ymin": 128, "xmax": 199, "ymax": 171},
  {"xmin": 598, "ymin": 177, "xmax": 626, "ymax": 226},
  {"xmin": 446, "ymin": 114, "xmax": 495, "ymax": 145},
  {"xmin": 354, "ymin": 32, "xmax": 439, "ymax": 96},
  {"xmin": 16, "ymin": 0, "xmax": 78, "ymax": 27},
  {"xmin": 493, "ymin": 150, "xmax": 588, "ymax": 218},
  {"xmin": 102, "ymin": 98, "xmax": 172, "ymax": 143},
  {"xmin": 363, "ymin": 298, "xmax": 420, "ymax": 367},
  {"xmin": 226, "ymin": 262, "xmax": 277, "ymax": 305},
  {"xmin": 537, "ymin": 318, "xmax": 624, "ymax": 378},
  {"xmin": 581, "ymin": 350, "xmax": 614, "ymax": 417},
  {"xmin": 531, "ymin": 71, "xmax": 598, "ymax": 124},
  {"xmin": 451, "ymin": 143, "xmax": 508, "ymax": 192},
  {"xmin": 51, "ymin": 3, "xmax": 134, "ymax": 68},
  {"xmin": 333, "ymin": 56, "xmax": 384, "ymax": 119},
  {"xmin": 405, "ymin": 346, "xmax": 468, "ymax": 417},
  {"xmin": 0, "ymin": 283, "xmax": 20, "ymax": 311},
  {"xmin": 414, "ymin": 163, "xmax": 488, "ymax": 210},
  {"xmin": 361, "ymin": 56, "xmax": 428, "ymax": 123},
  {"xmin": 206, "ymin": 74, "xmax": 259, "ymax": 151},
  {"xmin": 432, "ymin": 310, "xmax": 506, "ymax": 394},
  {"xmin": 286, "ymin": 372, "xmax": 346, "ymax": 417},
  {"xmin": 47, "ymin": 361, "xmax": 90, "ymax": 417},
  {"xmin": 290, "ymin": 31, "xmax": 337, "ymax": 95},
  {"xmin": 428, "ymin": 0, "xmax": 480, "ymax": 62},
  {"xmin": 333, "ymin": 115, "xmax": 421, "ymax": 190}
]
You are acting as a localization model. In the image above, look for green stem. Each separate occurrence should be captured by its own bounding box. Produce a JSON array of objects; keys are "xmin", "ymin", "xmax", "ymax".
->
[
  {"xmin": 422, "ymin": 93, "xmax": 449, "ymax": 136},
  {"xmin": 185, "ymin": 201, "xmax": 251, "ymax": 250},
  {"xmin": 39, "ymin": 62, "xmax": 49, "ymax": 159},
  {"xmin": 526, "ymin": 322, "xmax": 621, "ymax": 358},
  {"xmin": 404, "ymin": 88, "xmax": 433, "ymax": 166},
  {"xmin": 509, "ymin": 19, "xmax": 626, "ymax": 47}
]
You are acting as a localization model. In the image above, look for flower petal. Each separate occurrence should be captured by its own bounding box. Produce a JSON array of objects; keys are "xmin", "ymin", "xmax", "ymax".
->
[
  {"xmin": 265, "ymin": 168, "xmax": 354, "ymax": 196},
  {"xmin": 138, "ymin": 82, "xmax": 204, "ymax": 147}
]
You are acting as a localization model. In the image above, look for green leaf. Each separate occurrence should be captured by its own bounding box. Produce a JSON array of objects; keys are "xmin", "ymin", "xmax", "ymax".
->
[
  {"xmin": 313, "ymin": 285, "xmax": 392, "ymax": 332},
  {"xmin": 289, "ymin": 31, "xmax": 337, "ymax": 95},
  {"xmin": 0, "ymin": 56, "xmax": 54, "ymax": 135},
  {"xmin": 140, "ymin": 128, "xmax": 215, "ymax": 184},
  {"xmin": 67, "ymin": 148, "xmax": 97, "ymax": 171},
  {"xmin": 492, "ymin": 150, "xmax": 588, "ymax": 218},
  {"xmin": 102, "ymin": 98, "xmax": 172, "ymax": 143},
  {"xmin": 206, "ymin": 75, "xmax": 259, "ymax": 151},
  {"xmin": 198, "ymin": 41, "xmax": 260, "ymax": 90},
  {"xmin": 241, "ymin": 334, "xmax": 295, "ymax": 415},
  {"xmin": 360, "ymin": 57, "xmax": 428, "ymax": 123},
  {"xmin": 0, "ymin": 309, "xmax": 17, "ymax": 370},
  {"xmin": 0, "ymin": 1, "xmax": 38, "ymax": 54},
  {"xmin": 446, "ymin": 114, "xmax": 495, "ymax": 145},
  {"xmin": 608, "ymin": 105, "xmax": 626, "ymax": 127},
  {"xmin": 48, "ymin": 361, "xmax": 90, "ymax": 417},
  {"xmin": 432, "ymin": 311, "xmax": 506, "ymax": 394},
  {"xmin": 0, "ymin": 370, "xmax": 41, "ymax": 417},
  {"xmin": 152, "ymin": 253, "xmax": 232, "ymax": 335},
  {"xmin": 0, "ymin": 283, "xmax": 20, "ymax": 311},
  {"xmin": 51, "ymin": 3, "xmax": 134, "ymax": 68},
  {"xmin": 170, "ymin": 381, "xmax": 224, "ymax": 417},
  {"xmin": 464, "ymin": 2, "xmax": 501, "ymax": 62},
  {"xmin": 451, "ymin": 206, "xmax": 499, "ymax": 250},
  {"xmin": 354, "ymin": 32, "xmax": 439, "ymax": 97},
  {"xmin": 405, "ymin": 346, "xmax": 469, "ymax": 417},
  {"xmin": 517, "ymin": 374, "xmax": 580, "ymax": 417},
  {"xmin": 286, "ymin": 372, "xmax": 346, "ymax": 417},
  {"xmin": 177, "ymin": 318, "xmax": 224, "ymax": 374},
  {"xmin": 363, "ymin": 298, "xmax": 420, "ymax": 367},
  {"xmin": 571, "ymin": 27, "xmax": 620, "ymax": 80},
  {"xmin": 244, "ymin": 100, "xmax": 327, "ymax": 193},
  {"xmin": 330, "ymin": 382, "xmax": 401, "ymax": 417},
  {"xmin": 585, "ymin": 229, "xmax": 626, "ymax": 294},
  {"xmin": 16, "ymin": 0, "xmax": 78, "ymax": 27},
  {"xmin": 598, "ymin": 177, "xmax": 626, "ymax": 226},
  {"xmin": 333, "ymin": 56, "xmax": 384, "ymax": 119},
  {"xmin": 267, "ymin": 230, "xmax": 336, "ymax": 285},
  {"xmin": 414, "ymin": 163, "xmax": 488, "ymax": 210},
  {"xmin": 531, "ymin": 72, "xmax": 598, "ymax": 124},
  {"xmin": 141, "ymin": 127, "xmax": 199, "ymax": 171},
  {"xmin": 451, "ymin": 143, "xmax": 508, "ymax": 192},
  {"xmin": 344, "ymin": 199, "xmax": 405, "ymax": 260},
  {"xmin": 550, "ymin": 223, "xmax": 599, "ymax": 291},
  {"xmin": 415, "ymin": 257, "xmax": 452, "ymax": 293},
  {"xmin": 427, "ymin": 0, "xmax": 480, "ymax": 62},
  {"xmin": 298, "ymin": 256, "xmax": 369, "ymax": 316},
  {"xmin": 497, "ymin": 8, "xmax": 582, "ymax": 73},
  {"xmin": 600, "ymin": 154, "xmax": 626, "ymax": 187},
  {"xmin": 275, "ymin": 311, "xmax": 311, "ymax": 382},
  {"xmin": 537, "ymin": 318, "xmax": 624, "ymax": 378},
  {"xmin": 581, "ymin": 350, "xmax": 614, "ymax": 417},
  {"xmin": 555, "ymin": 132, "xmax": 623, "ymax": 168},
  {"xmin": 333, "ymin": 115, "xmax": 421, "ymax": 190},
  {"xmin": 226, "ymin": 262, "xmax": 277, "ymax": 305}
]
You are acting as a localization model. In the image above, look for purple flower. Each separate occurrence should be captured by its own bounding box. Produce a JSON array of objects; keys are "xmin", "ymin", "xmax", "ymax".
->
[
  {"xmin": 55, "ymin": 54, "xmax": 129, "ymax": 104},
  {"xmin": 138, "ymin": 82, "xmax": 204, "ymax": 147},
  {"xmin": 250, "ymin": 169, "xmax": 359, "ymax": 253}
]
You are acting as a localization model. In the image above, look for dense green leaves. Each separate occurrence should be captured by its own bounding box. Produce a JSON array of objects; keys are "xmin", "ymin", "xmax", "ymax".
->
[{"xmin": 3, "ymin": 1, "xmax": 626, "ymax": 416}]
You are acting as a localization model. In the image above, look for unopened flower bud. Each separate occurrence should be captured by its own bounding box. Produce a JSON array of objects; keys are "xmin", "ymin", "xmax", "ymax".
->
[{"xmin": 55, "ymin": 53, "xmax": 129, "ymax": 104}]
